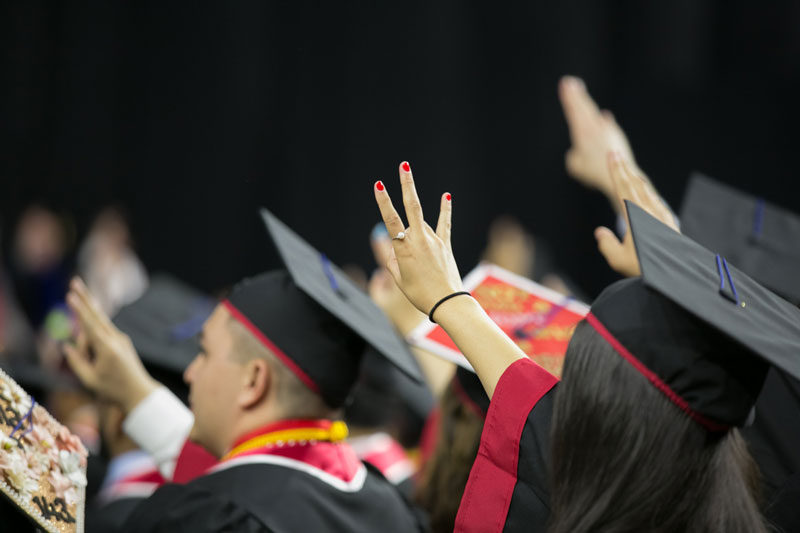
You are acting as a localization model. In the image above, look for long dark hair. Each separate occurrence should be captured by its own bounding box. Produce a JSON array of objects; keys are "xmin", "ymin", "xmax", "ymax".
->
[
  {"xmin": 415, "ymin": 379, "xmax": 485, "ymax": 533},
  {"xmin": 549, "ymin": 321, "xmax": 766, "ymax": 533}
]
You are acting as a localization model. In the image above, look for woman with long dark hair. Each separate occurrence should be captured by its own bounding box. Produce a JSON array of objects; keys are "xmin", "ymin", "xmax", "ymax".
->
[
  {"xmin": 549, "ymin": 320, "xmax": 764, "ymax": 532},
  {"xmin": 372, "ymin": 158, "xmax": 798, "ymax": 531}
]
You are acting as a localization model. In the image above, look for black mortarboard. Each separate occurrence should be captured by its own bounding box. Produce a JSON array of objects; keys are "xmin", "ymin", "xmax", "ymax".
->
[
  {"xmin": 680, "ymin": 173, "xmax": 800, "ymax": 304},
  {"xmin": 112, "ymin": 274, "xmax": 214, "ymax": 399},
  {"xmin": 223, "ymin": 209, "xmax": 423, "ymax": 408},
  {"xmin": 587, "ymin": 202, "xmax": 800, "ymax": 431}
]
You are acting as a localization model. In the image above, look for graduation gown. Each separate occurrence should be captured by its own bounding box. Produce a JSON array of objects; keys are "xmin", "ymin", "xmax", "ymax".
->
[
  {"xmin": 86, "ymin": 452, "xmax": 165, "ymax": 533},
  {"xmin": 743, "ymin": 369, "xmax": 800, "ymax": 497},
  {"xmin": 455, "ymin": 358, "xmax": 558, "ymax": 533},
  {"xmin": 119, "ymin": 439, "xmax": 424, "ymax": 533}
]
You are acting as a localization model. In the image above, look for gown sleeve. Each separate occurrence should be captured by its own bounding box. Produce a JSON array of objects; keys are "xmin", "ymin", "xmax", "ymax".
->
[
  {"xmin": 122, "ymin": 386, "xmax": 195, "ymax": 480},
  {"xmin": 454, "ymin": 357, "xmax": 558, "ymax": 533}
]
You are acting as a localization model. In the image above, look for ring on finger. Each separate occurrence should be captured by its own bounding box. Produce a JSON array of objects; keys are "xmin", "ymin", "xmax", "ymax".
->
[{"xmin": 392, "ymin": 231, "xmax": 406, "ymax": 241}]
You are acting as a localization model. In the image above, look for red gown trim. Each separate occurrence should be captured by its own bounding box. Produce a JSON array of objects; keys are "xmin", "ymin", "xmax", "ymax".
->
[{"xmin": 454, "ymin": 358, "xmax": 558, "ymax": 533}]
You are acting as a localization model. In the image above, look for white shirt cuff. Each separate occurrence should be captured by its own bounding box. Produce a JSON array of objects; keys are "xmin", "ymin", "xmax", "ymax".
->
[{"xmin": 122, "ymin": 386, "xmax": 194, "ymax": 480}]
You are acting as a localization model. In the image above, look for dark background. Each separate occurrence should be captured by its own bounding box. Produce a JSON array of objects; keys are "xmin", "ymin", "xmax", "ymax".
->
[{"xmin": 3, "ymin": 1, "xmax": 800, "ymax": 298}]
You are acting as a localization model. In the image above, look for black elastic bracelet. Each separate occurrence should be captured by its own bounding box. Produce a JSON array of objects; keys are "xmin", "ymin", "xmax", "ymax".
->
[{"xmin": 429, "ymin": 291, "xmax": 472, "ymax": 323}]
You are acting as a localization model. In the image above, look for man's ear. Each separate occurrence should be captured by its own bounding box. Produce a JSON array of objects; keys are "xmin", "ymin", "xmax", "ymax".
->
[{"xmin": 238, "ymin": 358, "xmax": 271, "ymax": 409}]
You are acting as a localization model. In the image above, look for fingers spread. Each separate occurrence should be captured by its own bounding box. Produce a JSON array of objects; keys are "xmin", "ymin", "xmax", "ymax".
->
[
  {"xmin": 374, "ymin": 181, "xmax": 406, "ymax": 237},
  {"xmin": 435, "ymin": 192, "xmax": 452, "ymax": 247},
  {"xmin": 399, "ymin": 162, "xmax": 426, "ymax": 228}
]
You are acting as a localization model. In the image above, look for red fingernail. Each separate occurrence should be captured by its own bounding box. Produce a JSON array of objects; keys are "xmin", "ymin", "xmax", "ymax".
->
[
  {"xmin": 446, "ymin": 193, "xmax": 452, "ymax": 201},
  {"xmin": 401, "ymin": 162, "xmax": 410, "ymax": 172},
  {"xmin": 375, "ymin": 181, "xmax": 384, "ymax": 192}
]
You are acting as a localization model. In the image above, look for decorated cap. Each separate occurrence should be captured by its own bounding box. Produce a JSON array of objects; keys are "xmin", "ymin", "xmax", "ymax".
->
[
  {"xmin": 0, "ymin": 368, "xmax": 88, "ymax": 532},
  {"xmin": 222, "ymin": 209, "xmax": 424, "ymax": 408},
  {"xmin": 586, "ymin": 202, "xmax": 800, "ymax": 431},
  {"xmin": 680, "ymin": 173, "xmax": 800, "ymax": 304}
]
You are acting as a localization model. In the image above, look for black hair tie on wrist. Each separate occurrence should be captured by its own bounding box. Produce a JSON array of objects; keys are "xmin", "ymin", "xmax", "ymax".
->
[{"xmin": 429, "ymin": 291, "xmax": 472, "ymax": 323}]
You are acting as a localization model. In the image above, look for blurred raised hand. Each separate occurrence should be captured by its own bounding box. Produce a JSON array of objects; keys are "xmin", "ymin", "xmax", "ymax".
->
[
  {"xmin": 595, "ymin": 152, "xmax": 680, "ymax": 277},
  {"xmin": 63, "ymin": 278, "xmax": 157, "ymax": 412},
  {"xmin": 559, "ymin": 76, "xmax": 643, "ymax": 213}
]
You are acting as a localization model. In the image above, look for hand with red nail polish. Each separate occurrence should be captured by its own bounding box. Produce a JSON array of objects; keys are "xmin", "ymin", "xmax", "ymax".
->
[
  {"xmin": 367, "ymin": 227, "xmax": 426, "ymax": 337},
  {"xmin": 372, "ymin": 162, "xmax": 525, "ymax": 398},
  {"xmin": 373, "ymin": 161, "xmax": 461, "ymax": 314}
]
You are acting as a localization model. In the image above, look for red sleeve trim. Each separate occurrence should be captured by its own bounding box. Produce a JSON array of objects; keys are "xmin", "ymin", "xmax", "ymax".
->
[
  {"xmin": 223, "ymin": 299, "xmax": 320, "ymax": 394},
  {"xmin": 585, "ymin": 312, "xmax": 727, "ymax": 433},
  {"xmin": 454, "ymin": 358, "xmax": 558, "ymax": 533}
]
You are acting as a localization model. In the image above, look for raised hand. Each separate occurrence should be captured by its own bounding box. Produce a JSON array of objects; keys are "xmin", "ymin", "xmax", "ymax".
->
[
  {"xmin": 559, "ymin": 76, "xmax": 641, "ymax": 211},
  {"xmin": 63, "ymin": 278, "xmax": 157, "ymax": 412},
  {"xmin": 373, "ymin": 162, "xmax": 463, "ymax": 317},
  {"xmin": 594, "ymin": 152, "xmax": 680, "ymax": 277},
  {"xmin": 367, "ymin": 224, "xmax": 426, "ymax": 336},
  {"xmin": 373, "ymin": 162, "xmax": 526, "ymax": 398}
]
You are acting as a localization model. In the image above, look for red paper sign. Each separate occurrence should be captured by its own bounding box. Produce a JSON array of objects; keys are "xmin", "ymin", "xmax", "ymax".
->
[{"xmin": 407, "ymin": 264, "xmax": 589, "ymax": 378}]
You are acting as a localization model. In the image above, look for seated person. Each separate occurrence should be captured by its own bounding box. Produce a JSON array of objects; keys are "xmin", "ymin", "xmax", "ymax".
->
[{"xmin": 64, "ymin": 212, "xmax": 426, "ymax": 532}]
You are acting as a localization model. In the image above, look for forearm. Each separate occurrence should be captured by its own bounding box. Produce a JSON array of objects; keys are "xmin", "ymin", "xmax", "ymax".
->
[{"xmin": 434, "ymin": 296, "xmax": 526, "ymax": 398}]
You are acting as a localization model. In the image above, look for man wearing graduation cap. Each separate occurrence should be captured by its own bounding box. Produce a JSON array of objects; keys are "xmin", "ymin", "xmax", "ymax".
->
[{"xmin": 63, "ymin": 210, "xmax": 425, "ymax": 532}]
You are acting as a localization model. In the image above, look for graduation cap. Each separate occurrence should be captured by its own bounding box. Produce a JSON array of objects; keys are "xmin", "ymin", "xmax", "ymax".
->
[
  {"xmin": 0, "ymin": 369, "xmax": 88, "ymax": 533},
  {"xmin": 112, "ymin": 275, "xmax": 214, "ymax": 399},
  {"xmin": 680, "ymin": 173, "xmax": 800, "ymax": 304},
  {"xmin": 222, "ymin": 209, "xmax": 423, "ymax": 408},
  {"xmin": 587, "ymin": 202, "xmax": 800, "ymax": 431}
]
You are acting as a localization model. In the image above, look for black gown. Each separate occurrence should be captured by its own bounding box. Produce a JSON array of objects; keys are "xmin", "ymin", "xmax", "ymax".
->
[
  {"xmin": 743, "ymin": 369, "xmax": 800, "ymax": 497},
  {"xmin": 455, "ymin": 358, "xmax": 558, "ymax": 533},
  {"xmin": 87, "ymin": 497, "xmax": 145, "ymax": 532},
  {"xmin": 119, "ymin": 458, "xmax": 424, "ymax": 532}
]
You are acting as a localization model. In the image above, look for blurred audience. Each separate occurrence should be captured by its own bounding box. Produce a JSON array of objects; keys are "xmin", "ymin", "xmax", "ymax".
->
[{"xmin": 77, "ymin": 207, "xmax": 148, "ymax": 317}]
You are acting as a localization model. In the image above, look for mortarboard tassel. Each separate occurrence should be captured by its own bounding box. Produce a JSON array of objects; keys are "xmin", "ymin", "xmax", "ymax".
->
[{"xmin": 716, "ymin": 254, "xmax": 740, "ymax": 305}]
